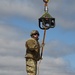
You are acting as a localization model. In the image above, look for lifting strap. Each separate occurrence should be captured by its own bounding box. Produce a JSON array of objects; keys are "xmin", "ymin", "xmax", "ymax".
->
[
  {"xmin": 41, "ymin": 29, "xmax": 46, "ymax": 58},
  {"xmin": 37, "ymin": 29, "xmax": 46, "ymax": 75},
  {"xmin": 37, "ymin": 0, "xmax": 55, "ymax": 75}
]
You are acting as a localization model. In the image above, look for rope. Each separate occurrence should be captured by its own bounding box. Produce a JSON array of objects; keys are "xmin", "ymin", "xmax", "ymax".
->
[
  {"xmin": 37, "ymin": 1, "xmax": 51, "ymax": 75},
  {"xmin": 37, "ymin": 28, "xmax": 46, "ymax": 75},
  {"xmin": 41, "ymin": 29, "xmax": 46, "ymax": 58}
]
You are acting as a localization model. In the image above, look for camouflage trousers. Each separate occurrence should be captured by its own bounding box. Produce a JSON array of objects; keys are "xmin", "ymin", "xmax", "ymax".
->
[{"xmin": 26, "ymin": 58, "xmax": 37, "ymax": 75}]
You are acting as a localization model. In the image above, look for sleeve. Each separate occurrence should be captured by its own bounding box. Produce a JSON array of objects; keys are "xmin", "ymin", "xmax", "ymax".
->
[{"xmin": 25, "ymin": 39, "xmax": 37, "ymax": 51}]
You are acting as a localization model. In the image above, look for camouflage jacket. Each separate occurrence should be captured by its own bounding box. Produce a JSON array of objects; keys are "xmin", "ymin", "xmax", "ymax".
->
[{"xmin": 25, "ymin": 38, "xmax": 41, "ymax": 61}]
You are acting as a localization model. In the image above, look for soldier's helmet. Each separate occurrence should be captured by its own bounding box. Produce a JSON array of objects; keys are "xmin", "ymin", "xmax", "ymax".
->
[{"xmin": 30, "ymin": 30, "xmax": 39, "ymax": 37}]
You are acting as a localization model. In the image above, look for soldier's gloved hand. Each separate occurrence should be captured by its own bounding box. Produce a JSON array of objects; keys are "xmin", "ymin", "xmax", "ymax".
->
[
  {"xmin": 37, "ymin": 56, "xmax": 42, "ymax": 61},
  {"xmin": 40, "ymin": 57, "xmax": 43, "ymax": 60},
  {"xmin": 39, "ymin": 56, "xmax": 43, "ymax": 60},
  {"xmin": 40, "ymin": 43, "xmax": 45, "ymax": 48}
]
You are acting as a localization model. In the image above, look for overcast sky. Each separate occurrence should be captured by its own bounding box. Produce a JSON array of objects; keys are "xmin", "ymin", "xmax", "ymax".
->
[{"xmin": 0, "ymin": 0, "xmax": 75, "ymax": 75}]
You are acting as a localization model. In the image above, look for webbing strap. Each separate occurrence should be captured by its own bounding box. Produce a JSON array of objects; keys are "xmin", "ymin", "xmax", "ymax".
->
[
  {"xmin": 41, "ymin": 29, "xmax": 46, "ymax": 58},
  {"xmin": 37, "ymin": 29, "xmax": 46, "ymax": 75}
]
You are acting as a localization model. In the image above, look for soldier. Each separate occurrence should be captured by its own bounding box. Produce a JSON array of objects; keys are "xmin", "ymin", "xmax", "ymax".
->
[{"xmin": 25, "ymin": 30, "xmax": 42, "ymax": 75}]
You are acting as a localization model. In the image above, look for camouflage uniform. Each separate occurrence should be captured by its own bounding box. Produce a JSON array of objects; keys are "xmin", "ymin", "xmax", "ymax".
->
[{"xmin": 25, "ymin": 37, "xmax": 41, "ymax": 75}]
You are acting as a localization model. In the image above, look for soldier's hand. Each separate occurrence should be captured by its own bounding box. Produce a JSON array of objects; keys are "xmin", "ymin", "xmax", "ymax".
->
[
  {"xmin": 37, "ymin": 56, "xmax": 42, "ymax": 61},
  {"xmin": 39, "ymin": 56, "xmax": 43, "ymax": 60},
  {"xmin": 40, "ymin": 43, "xmax": 45, "ymax": 48}
]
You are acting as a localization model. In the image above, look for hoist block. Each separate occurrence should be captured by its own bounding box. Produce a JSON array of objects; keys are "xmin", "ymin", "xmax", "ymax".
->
[
  {"xmin": 43, "ymin": 0, "xmax": 49, "ymax": 3},
  {"xmin": 39, "ymin": 17, "xmax": 55, "ymax": 30}
]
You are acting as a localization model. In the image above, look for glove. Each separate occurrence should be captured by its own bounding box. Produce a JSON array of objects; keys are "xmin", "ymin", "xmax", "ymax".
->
[
  {"xmin": 37, "ymin": 56, "xmax": 42, "ymax": 61},
  {"xmin": 40, "ymin": 43, "xmax": 45, "ymax": 48}
]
